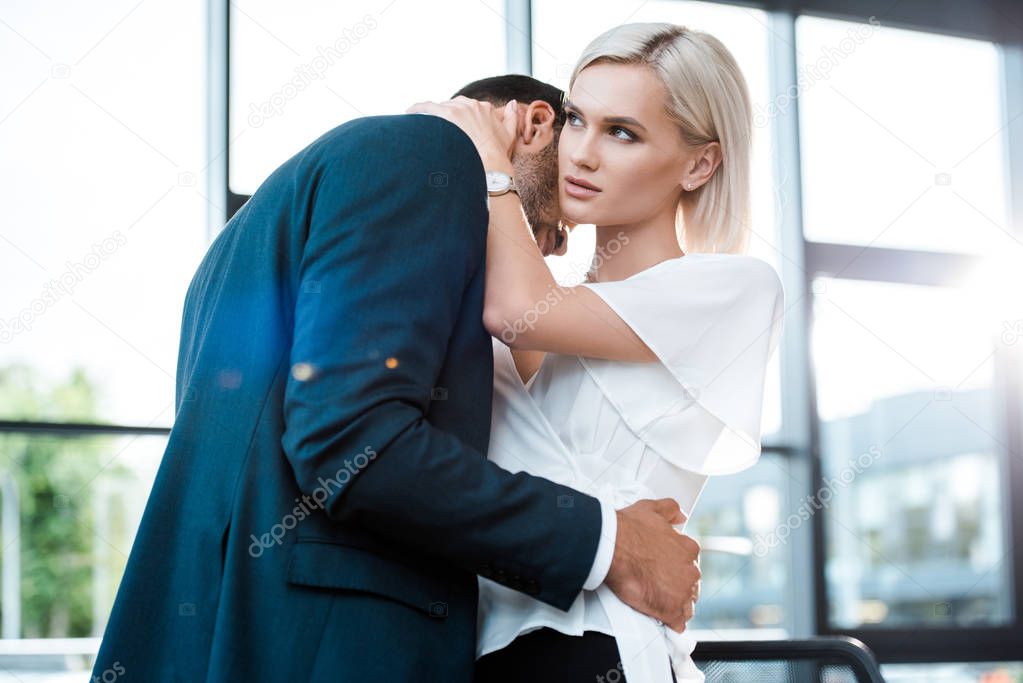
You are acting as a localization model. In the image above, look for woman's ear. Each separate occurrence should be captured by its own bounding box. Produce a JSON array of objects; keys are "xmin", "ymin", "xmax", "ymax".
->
[{"xmin": 681, "ymin": 142, "xmax": 724, "ymax": 189}]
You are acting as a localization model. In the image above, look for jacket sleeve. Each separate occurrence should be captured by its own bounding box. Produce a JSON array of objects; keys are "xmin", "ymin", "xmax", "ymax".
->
[{"xmin": 280, "ymin": 114, "xmax": 604, "ymax": 611}]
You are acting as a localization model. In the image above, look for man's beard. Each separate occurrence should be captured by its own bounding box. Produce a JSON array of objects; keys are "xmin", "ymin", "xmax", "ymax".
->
[{"xmin": 512, "ymin": 139, "xmax": 559, "ymax": 236}]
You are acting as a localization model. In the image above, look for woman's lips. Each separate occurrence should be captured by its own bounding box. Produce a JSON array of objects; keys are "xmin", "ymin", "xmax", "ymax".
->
[{"xmin": 564, "ymin": 177, "xmax": 601, "ymax": 199}]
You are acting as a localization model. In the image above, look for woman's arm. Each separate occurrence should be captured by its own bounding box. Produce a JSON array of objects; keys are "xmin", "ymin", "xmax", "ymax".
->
[
  {"xmin": 481, "ymin": 155, "xmax": 656, "ymax": 363},
  {"xmin": 405, "ymin": 97, "xmax": 656, "ymax": 363}
]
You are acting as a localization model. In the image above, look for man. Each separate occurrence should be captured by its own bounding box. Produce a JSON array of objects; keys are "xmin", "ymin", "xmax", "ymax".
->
[{"xmin": 91, "ymin": 75, "xmax": 701, "ymax": 681}]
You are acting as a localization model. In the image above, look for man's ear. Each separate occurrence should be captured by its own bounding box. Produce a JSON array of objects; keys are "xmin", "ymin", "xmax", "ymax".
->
[{"xmin": 521, "ymin": 100, "xmax": 556, "ymax": 149}]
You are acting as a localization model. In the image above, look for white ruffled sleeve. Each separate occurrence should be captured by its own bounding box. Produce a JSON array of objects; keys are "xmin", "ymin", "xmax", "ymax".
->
[{"xmin": 578, "ymin": 253, "xmax": 784, "ymax": 475}]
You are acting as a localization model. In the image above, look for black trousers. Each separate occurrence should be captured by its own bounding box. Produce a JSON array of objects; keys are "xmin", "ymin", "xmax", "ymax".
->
[{"xmin": 474, "ymin": 626, "xmax": 679, "ymax": 682}]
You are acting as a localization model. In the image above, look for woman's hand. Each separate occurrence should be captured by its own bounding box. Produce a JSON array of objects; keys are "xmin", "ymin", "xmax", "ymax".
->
[{"xmin": 405, "ymin": 96, "xmax": 517, "ymax": 168}]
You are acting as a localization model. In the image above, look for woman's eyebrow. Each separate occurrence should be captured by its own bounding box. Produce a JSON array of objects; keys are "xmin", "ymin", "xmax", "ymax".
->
[{"xmin": 564, "ymin": 99, "xmax": 648, "ymax": 132}]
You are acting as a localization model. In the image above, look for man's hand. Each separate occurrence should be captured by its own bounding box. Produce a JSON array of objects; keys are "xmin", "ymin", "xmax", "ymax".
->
[{"xmin": 604, "ymin": 498, "xmax": 701, "ymax": 633}]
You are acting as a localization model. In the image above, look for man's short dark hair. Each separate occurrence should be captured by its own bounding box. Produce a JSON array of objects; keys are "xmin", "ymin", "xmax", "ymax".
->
[{"xmin": 451, "ymin": 74, "xmax": 566, "ymax": 131}]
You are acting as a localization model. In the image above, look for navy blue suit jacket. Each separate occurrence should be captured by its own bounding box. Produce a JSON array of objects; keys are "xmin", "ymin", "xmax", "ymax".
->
[{"xmin": 90, "ymin": 113, "xmax": 603, "ymax": 681}]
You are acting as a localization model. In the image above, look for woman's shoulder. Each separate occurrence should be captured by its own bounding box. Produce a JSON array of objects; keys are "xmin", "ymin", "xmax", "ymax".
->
[
  {"xmin": 675, "ymin": 252, "xmax": 779, "ymax": 281},
  {"xmin": 620, "ymin": 253, "xmax": 782, "ymax": 302}
]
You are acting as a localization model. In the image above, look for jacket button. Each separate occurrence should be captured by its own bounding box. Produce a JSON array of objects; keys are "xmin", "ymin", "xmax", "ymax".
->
[{"xmin": 428, "ymin": 601, "xmax": 448, "ymax": 618}]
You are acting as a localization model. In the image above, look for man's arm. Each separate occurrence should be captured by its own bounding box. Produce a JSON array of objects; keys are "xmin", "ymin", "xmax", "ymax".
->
[{"xmin": 280, "ymin": 114, "xmax": 605, "ymax": 610}]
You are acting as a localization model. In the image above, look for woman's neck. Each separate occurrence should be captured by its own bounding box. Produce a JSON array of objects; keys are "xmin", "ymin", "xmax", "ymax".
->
[{"xmin": 588, "ymin": 219, "xmax": 685, "ymax": 283}]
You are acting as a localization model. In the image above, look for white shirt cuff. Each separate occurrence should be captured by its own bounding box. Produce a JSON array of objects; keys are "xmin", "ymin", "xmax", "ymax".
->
[{"xmin": 582, "ymin": 498, "xmax": 617, "ymax": 591}]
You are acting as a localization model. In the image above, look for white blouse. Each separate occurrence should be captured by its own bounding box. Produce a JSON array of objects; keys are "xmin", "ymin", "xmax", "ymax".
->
[{"xmin": 476, "ymin": 253, "xmax": 785, "ymax": 682}]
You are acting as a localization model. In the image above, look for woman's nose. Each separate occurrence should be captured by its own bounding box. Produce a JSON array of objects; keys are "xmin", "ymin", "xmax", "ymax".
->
[{"xmin": 569, "ymin": 132, "xmax": 598, "ymax": 171}]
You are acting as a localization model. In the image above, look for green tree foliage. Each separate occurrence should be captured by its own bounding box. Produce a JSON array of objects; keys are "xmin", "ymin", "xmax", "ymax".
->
[{"xmin": 0, "ymin": 365, "xmax": 131, "ymax": 638}]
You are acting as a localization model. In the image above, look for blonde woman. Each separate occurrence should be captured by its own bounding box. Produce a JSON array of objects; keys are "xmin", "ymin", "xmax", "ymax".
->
[{"xmin": 411, "ymin": 22, "xmax": 784, "ymax": 682}]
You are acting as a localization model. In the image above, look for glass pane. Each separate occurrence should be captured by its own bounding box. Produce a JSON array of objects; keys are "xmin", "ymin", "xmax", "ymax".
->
[
  {"xmin": 0, "ymin": 433, "xmax": 164, "ymax": 643},
  {"xmin": 882, "ymin": 661, "xmax": 1023, "ymax": 683},
  {"xmin": 812, "ymin": 277, "xmax": 1012, "ymax": 629},
  {"xmin": 687, "ymin": 452, "xmax": 792, "ymax": 635},
  {"xmin": 796, "ymin": 16, "xmax": 1010, "ymax": 254},
  {"xmin": 229, "ymin": 0, "xmax": 509, "ymax": 194},
  {"xmin": 0, "ymin": 0, "xmax": 208, "ymax": 427}
]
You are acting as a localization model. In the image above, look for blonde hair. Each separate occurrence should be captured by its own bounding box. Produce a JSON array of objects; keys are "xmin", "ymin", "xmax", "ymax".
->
[{"xmin": 569, "ymin": 22, "xmax": 753, "ymax": 254}]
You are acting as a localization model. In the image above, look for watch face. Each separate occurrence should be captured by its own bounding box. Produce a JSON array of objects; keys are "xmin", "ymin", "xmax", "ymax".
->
[{"xmin": 486, "ymin": 171, "xmax": 511, "ymax": 193}]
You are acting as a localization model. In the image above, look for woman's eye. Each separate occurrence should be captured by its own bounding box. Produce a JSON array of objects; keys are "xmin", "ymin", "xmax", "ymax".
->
[
  {"xmin": 611, "ymin": 126, "xmax": 636, "ymax": 142},
  {"xmin": 566, "ymin": 113, "xmax": 635, "ymax": 142}
]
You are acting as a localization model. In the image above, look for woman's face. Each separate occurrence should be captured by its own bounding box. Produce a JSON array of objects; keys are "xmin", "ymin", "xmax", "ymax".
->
[{"xmin": 558, "ymin": 62, "xmax": 689, "ymax": 228}]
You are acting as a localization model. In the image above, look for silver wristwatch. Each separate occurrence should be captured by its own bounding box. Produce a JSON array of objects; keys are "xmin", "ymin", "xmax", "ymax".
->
[{"xmin": 485, "ymin": 170, "xmax": 518, "ymax": 197}]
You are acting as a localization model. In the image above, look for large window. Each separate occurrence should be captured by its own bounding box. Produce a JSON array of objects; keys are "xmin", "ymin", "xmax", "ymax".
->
[
  {"xmin": 228, "ymin": 0, "xmax": 509, "ymax": 195},
  {"xmin": 813, "ymin": 278, "xmax": 1011, "ymax": 629},
  {"xmin": 0, "ymin": 433, "xmax": 165, "ymax": 638},
  {"xmin": 0, "ymin": 0, "xmax": 204, "ymax": 672},
  {"xmin": 0, "ymin": 1, "xmax": 208, "ymax": 429},
  {"xmin": 797, "ymin": 17, "xmax": 1010, "ymax": 255},
  {"xmin": 687, "ymin": 452, "xmax": 796, "ymax": 634},
  {"xmin": 3, "ymin": 0, "xmax": 1022, "ymax": 678},
  {"xmin": 795, "ymin": 13, "xmax": 1023, "ymax": 663}
]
